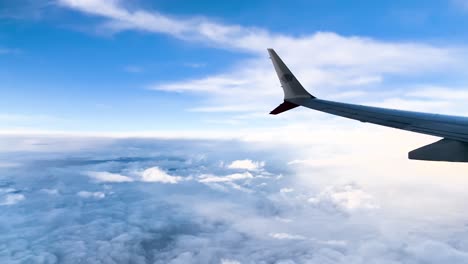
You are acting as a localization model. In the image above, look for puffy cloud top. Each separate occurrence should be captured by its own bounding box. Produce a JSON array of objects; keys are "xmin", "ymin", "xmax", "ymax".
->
[
  {"xmin": 1, "ymin": 137, "xmax": 468, "ymax": 263},
  {"xmin": 227, "ymin": 159, "xmax": 265, "ymax": 171},
  {"xmin": 140, "ymin": 167, "xmax": 183, "ymax": 184},
  {"xmin": 86, "ymin": 171, "xmax": 134, "ymax": 183}
]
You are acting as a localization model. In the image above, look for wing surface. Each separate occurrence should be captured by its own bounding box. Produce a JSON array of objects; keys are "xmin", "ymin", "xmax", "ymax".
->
[{"xmin": 288, "ymin": 97, "xmax": 468, "ymax": 143}]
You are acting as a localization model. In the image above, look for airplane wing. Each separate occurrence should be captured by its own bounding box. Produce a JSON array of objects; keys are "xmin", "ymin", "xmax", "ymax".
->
[{"xmin": 268, "ymin": 48, "xmax": 468, "ymax": 162}]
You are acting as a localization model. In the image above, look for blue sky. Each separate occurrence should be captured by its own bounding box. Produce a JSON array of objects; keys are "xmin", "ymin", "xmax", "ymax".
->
[{"xmin": 3, "ymin": 0, "xmax": 468, "ymax": 134}]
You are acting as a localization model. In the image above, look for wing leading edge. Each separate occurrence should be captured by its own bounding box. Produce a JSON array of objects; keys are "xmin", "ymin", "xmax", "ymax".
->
[{"xmin": 268, "ymin": 48, "xmax": 468, "ymax": 162}]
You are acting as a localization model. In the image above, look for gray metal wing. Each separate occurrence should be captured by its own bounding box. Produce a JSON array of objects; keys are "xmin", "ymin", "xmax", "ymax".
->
[
  {"xmin": 268, "ymin": 48, "xmax": 468, "ymax": 162},
  {"xmin": 288, "ymin": 97, "xmax": 468, "ymax": 143}
]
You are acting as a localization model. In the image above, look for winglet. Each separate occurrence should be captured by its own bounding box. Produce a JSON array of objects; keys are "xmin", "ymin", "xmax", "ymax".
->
[
  {"xmin": 268, "ymin": 49, "xmax": 314, "ymax": 115},
  {"xmin": 268, "ymin": 48, "xmax": 314, "ymax": 100},
  {"xmin": 270, "ymin": 101, "xmax": 300, "ymax": 115}
]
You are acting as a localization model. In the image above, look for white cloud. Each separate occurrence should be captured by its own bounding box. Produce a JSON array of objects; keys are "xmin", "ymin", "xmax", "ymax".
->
[
  {"xmin": 280, "ymin": 188, "xmax": 294, "ymax": 193},
  {"xmin": 0, "ymin": 188, "xmax": 25, "ymax": 206},
  {"xmin": 58, "ymin": 0, "xmax": 463, "ymax": 69},
  {"xmin": 86, "ymin": 168, "xmax": 185, "ymax": 184},
  {"xmin": 86, "ymin": 171, "xmax": 134, "ymax": 183},
  {"xmin": 308, "ymin": 184, "xmax": 379, "ymax": 211},
  {"xmin": 220, "ymin": 259, "xmax": 241, "ymax": 264},
  {"xmin": 77, "ymin": 191, "xmax": 105, "ymax": 199},
  {"xmin": 269, "ymin": 233, "xmax": 306, "ymax": 240},
  {"xmin": 57, "ymin": 0, "xmax": 270, "ymax": 52},
  {"xmin": 140, "ymin": 166, "xmax": 182, "ymax": 184},
  {"xmin": 147, "ymin": 33, "xmax": 462, "ymax": 116},
  {"xmin": 4, "ymin": 137, "xmax": 468, "ymax": 263},
  {"xmin": 406, "ymin": 240, "xmax": 468, "ymax": 263},
  {"xmin": 198, "ymin": 172, "xmax": 253, "ymax": 183},
  {"xmin": 227, "ymin": 159, "xmax": 264, "ymax": 171},
  {"xmin": 58, "ymin": 0, "xmax": 465, "ymax": 113},
  {"xmin": 0, "ymin": 193, "xmax": 25, "ymax": 206}
]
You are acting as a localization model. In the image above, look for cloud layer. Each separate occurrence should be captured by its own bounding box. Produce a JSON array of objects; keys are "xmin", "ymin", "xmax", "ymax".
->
[{"xmin": 1, "ymin": 136, "xmax": 468, "ymax": 263}]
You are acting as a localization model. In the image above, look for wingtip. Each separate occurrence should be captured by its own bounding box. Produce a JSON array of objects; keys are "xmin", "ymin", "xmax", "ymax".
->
[{"xmin": 269, "ymin": 101, "xmax": 299, "ymax": 115}]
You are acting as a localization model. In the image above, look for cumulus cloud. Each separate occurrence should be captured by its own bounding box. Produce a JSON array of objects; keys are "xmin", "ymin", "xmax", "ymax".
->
[
  {"xmin": 227, "ymin": 159, "xmax": 265, "ymax": 171},
  {"xmin": 308, "ymin": 184, "xmax": 379, "ymax": 211},
  {"xmin": 280, "ymin": 188, "xmax": 294, "ymax": 193},
  {"xmin": 140, "ymin": 166, "xmax": 183, "ymax": 184},
  {"xmin": 77, "ymin": 191, "xmax": 105, "ymax": 199},
  {"xmin": 86, "ymin": 171, "xmax": 134, "ymax": 183},
  {"xmin": 0, "ymin": 189, "xmax": 25, "ymax": 205},
  {"xmin": 85, "ymin": 167, "xmax": 184, "ymax": 184},
  {"xmin": 2, "ymin": 136, "xmax": 468, "ymax": 263}
]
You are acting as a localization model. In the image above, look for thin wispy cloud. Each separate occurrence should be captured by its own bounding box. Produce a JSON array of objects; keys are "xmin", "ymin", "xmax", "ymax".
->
[
  {"xmin": 56, "ymin": 0, "xmax": 466, "ymax": 117},
  {"xmin": 57, "ymin": 0, "xmax": 272, "ymax": 53},
  {"xmin": 198, "ymin": 172, "xmax": 253, "ymax": 183}
]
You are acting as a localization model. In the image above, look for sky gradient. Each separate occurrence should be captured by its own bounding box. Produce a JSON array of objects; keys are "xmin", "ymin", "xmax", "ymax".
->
[{"xmin": 3, "ymin": 0, "xmax": 468, "ymax": 134}]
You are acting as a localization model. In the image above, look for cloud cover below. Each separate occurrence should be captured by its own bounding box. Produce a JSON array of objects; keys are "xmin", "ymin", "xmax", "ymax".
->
[{"xmin": 2, "ymin": 136, "xmax": 468, "ymax": 263}]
